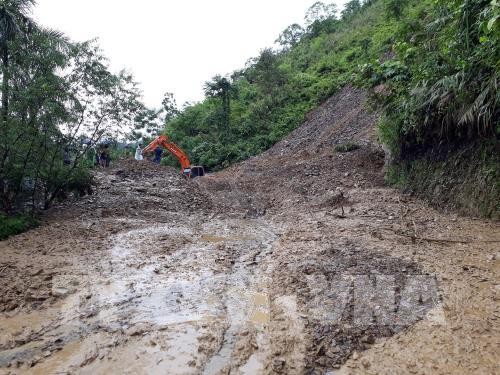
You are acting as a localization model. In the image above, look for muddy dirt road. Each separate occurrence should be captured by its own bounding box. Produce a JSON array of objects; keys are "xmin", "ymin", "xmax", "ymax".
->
[{"xmin": 1, "ymin": 87, "xmax": 499, "ymax": 374}]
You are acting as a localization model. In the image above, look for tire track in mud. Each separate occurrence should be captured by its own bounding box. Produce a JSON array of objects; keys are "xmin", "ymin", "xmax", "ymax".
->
[
  {"xmin": 0, "ymin": 215, "xmax": 282, "ymax": 374},
  {"xmin": 202, "ymin": 220, "xmax": 277, "ymax": 375}
]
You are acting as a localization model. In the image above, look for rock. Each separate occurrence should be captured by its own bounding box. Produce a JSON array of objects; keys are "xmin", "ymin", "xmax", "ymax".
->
[
  {"xmin": 29, "ymin": 356, "xmax": 42, "ymax": 367},
  {"xmin": 326, "ymin": 350, "xmax": 340, "ymax": 359},
  {"xmin": 361, "ymin": 335, "xmax": 375, "ymax": 344},
  {"xmin": 51, "ymin": 287, "xmax": 70, "ymax": 297},
  {"xmin": 361, "ymin": 358, "xmax": 371, "ymax": 368},
  {"xmin": 272, "ymin": 358, "xmax": 286, "ymax": 372},
  {"xmin": 31, "ymin": 268, "xmax": 44, "ymax": 276},
  {"xmin": 126, "ymin": 324, "xmax": 149, "ymax": 336},
  {"xmin": 351, "ymin": 352, "xmax": 359, "ymax": 360},
  {"xmin": 80, "ymin": 351, "xmax": 98, "ymax": 367}
]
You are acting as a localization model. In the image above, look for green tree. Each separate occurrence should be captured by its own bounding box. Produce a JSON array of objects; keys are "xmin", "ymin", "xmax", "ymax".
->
[
  {"xmin": 276, "ymin": 24, "xmax": 305, "ymax": 49},
  {"xmin": 131, "ymin": 106, "xmax": 163, "ymax": 140},
  {"xmin": 305, "ymin": 1, "xmax": 338, "ymax": 26},
  {"xmin": 0, "ymin": 33, "xmax": 145, "ymax": 211},
  {"xmin": 161, "ymin": 92, "xmax": 179, "ymax": 122},
  {"xmin": 203, "ymin": 75, "xmax": 233, "ymax": 141},
  {"xmin": 383, "ymin": 0, "xmax": 409, "ymax": 19},
  {"xmin": 248, "ymin": 48, "xmax": 286, "ymax": 96},
  {"xmin": 341, "ymin": 0, "xmax": 362, "ymax": 19},
  {"xmin": 0, "ymin": 0, "xmax": 36, "ymax": 123}
]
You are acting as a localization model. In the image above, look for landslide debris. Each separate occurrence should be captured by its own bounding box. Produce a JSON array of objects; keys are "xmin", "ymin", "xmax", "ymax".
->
[{"xmin": 0, "ymin": 86, "xmax": 498, "ymax": 375}]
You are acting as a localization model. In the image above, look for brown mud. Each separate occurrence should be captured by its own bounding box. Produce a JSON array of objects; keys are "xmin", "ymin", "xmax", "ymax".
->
[{"xmin": 1, "ymin": 87, "xmax": 499, "ymax": 374}]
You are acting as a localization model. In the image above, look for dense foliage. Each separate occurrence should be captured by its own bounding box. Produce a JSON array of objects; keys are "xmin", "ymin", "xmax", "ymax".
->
[
  {"xmin": 358, "ymin": 0, "xmax": 499, "ymax": 217},
  {"xmin": 0, "ymin": 212, "xmax": 36, "ymax": 239},
  {"xmin": 0, "ymin": 0, "xmax": 147, "ymax": 214},
  {"xmin": 360, "ymin": 0, "xmax": 499, "ymax": 157}
]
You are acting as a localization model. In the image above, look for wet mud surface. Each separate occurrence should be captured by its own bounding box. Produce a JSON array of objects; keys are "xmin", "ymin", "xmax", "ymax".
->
[{"xmin": 1, "ymin": 87, "xmax": 499, "ymax": 374}]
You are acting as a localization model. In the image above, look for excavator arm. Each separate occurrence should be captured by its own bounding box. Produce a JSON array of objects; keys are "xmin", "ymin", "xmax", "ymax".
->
[{"xmin": 142, "ymin": 135, "xmax": 191, "ymax": 171}]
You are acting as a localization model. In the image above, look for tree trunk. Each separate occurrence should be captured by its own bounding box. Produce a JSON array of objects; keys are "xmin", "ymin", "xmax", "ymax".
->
[{"xmin": 2, "ymin": 47, "xmax": 9, "ymax": 125}]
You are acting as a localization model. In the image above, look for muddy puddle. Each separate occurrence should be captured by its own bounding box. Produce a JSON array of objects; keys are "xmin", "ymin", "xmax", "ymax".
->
[{"xmin": 0, "ymin": 217, "xmax": 279, "ymax": 374}]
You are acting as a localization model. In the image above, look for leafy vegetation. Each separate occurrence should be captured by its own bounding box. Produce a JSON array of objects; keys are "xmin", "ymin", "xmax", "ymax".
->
[
  {"xmin": 334, "ymin": 142, "xmax": 361, "ymax": 153},
  {"xmin": 0, "ymin": 212, "xmax": 37, "ymax": 240},
  {"xmin": 0, "ymin": 0, "xmax": 149, "ymax": 235},
  {"xmin": 357, "ymin": 0, "xmax": 499, "ymax": 216},
  {"xmin": 359, "ymin": 0, "xmax": 499, "ymax": 158}
]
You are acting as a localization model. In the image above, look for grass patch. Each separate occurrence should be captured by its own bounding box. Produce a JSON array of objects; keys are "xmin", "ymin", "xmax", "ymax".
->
[
  {"xmin": 0, "ymin": 213, "xmax": 38, "ymax": 240},
  {"xmin": 334, "ymin": 142, "xmax": 361, "ymax": 153}
]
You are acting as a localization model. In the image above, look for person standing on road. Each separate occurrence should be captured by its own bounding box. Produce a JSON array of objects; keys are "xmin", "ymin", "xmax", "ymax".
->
[
  {"xmin": 135, "ymin": 144, "xmax": 143, "ymax": 161},
  {"xmin": 100, "ymin": 144, "xmax": 110, "ymax": 168},
  {"xmin": 153, "ymin": 146, "xmax": 163, "ymax": 164}
]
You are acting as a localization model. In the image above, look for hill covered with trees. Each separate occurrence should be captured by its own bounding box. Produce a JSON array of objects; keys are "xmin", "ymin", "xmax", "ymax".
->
[{"xmin": 162, "ymin": 0, "xmax": 499, "ymax": 217}]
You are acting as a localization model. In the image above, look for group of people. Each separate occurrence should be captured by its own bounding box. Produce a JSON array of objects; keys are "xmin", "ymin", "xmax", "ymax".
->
[
  {"xmin": 62, "ymin": 142, "xmax": 165, "ymax": 169},
  {"xmin": 96, "ymin": 144, "xmax": 111, "ymax": 168}
]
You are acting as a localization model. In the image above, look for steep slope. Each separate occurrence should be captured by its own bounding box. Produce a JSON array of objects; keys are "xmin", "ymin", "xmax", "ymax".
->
[{"xmin": 204, "ymin": 86, "xmax": 385, "ymax": 215}]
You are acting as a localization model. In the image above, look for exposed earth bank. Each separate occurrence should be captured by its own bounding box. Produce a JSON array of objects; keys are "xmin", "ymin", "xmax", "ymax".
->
[{"xmin": 1, "ymin": 87, "xmax": 498, "ymax": 374}]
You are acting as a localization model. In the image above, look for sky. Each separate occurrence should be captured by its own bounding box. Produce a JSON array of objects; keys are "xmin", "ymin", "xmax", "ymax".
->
[{"xmin": 34, "ymin": 0, "xmax": 348, "ymax": 108}]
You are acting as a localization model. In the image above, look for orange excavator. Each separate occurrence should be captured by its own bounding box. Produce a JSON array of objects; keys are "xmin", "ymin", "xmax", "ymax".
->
[{"xmin": 142, "ymin": 135, "xmax": 205, "ymax": 178}]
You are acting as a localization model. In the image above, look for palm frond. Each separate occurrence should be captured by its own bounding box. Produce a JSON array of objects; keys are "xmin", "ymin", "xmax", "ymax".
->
[{"xmin": 37, "ymin": 26, "xmax": 70, "ymax": 49}]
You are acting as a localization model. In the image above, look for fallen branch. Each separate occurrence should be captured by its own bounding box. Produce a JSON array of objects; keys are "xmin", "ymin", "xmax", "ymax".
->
[
  {"xmin": 416, "ymin": 237, "xmax": 500, "ymax": 244},
  {"xmin": 382, "ymin": 227, "xmax": 500, "ymax": 244}
]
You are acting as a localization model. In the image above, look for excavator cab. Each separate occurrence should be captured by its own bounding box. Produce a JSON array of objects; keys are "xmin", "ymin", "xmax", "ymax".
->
[{"xmin": 143, "ymin": 135, "xmax": 205, "ymax": 179}]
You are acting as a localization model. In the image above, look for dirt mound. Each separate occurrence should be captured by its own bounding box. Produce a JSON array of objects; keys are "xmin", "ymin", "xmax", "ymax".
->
[
  {"xmin": 266, "ymin": 85, "xmax": 378, "ymax": 156},
  {"xmin": 203, "ymin": 86, "xmax": 385, "ymax": 215},
  {"xmin": 51, "ymin": 159, "xmax": 211, "ymax": 221}
]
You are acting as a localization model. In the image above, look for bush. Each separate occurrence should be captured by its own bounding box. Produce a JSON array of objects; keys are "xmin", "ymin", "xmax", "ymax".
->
[
  {"xmin": 334, "ymin": 142, "xmax": 361, "ymax": 153},
  {"xmin": 0, "ymin": 214, "xmax": 38, "ymax": 240}
]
